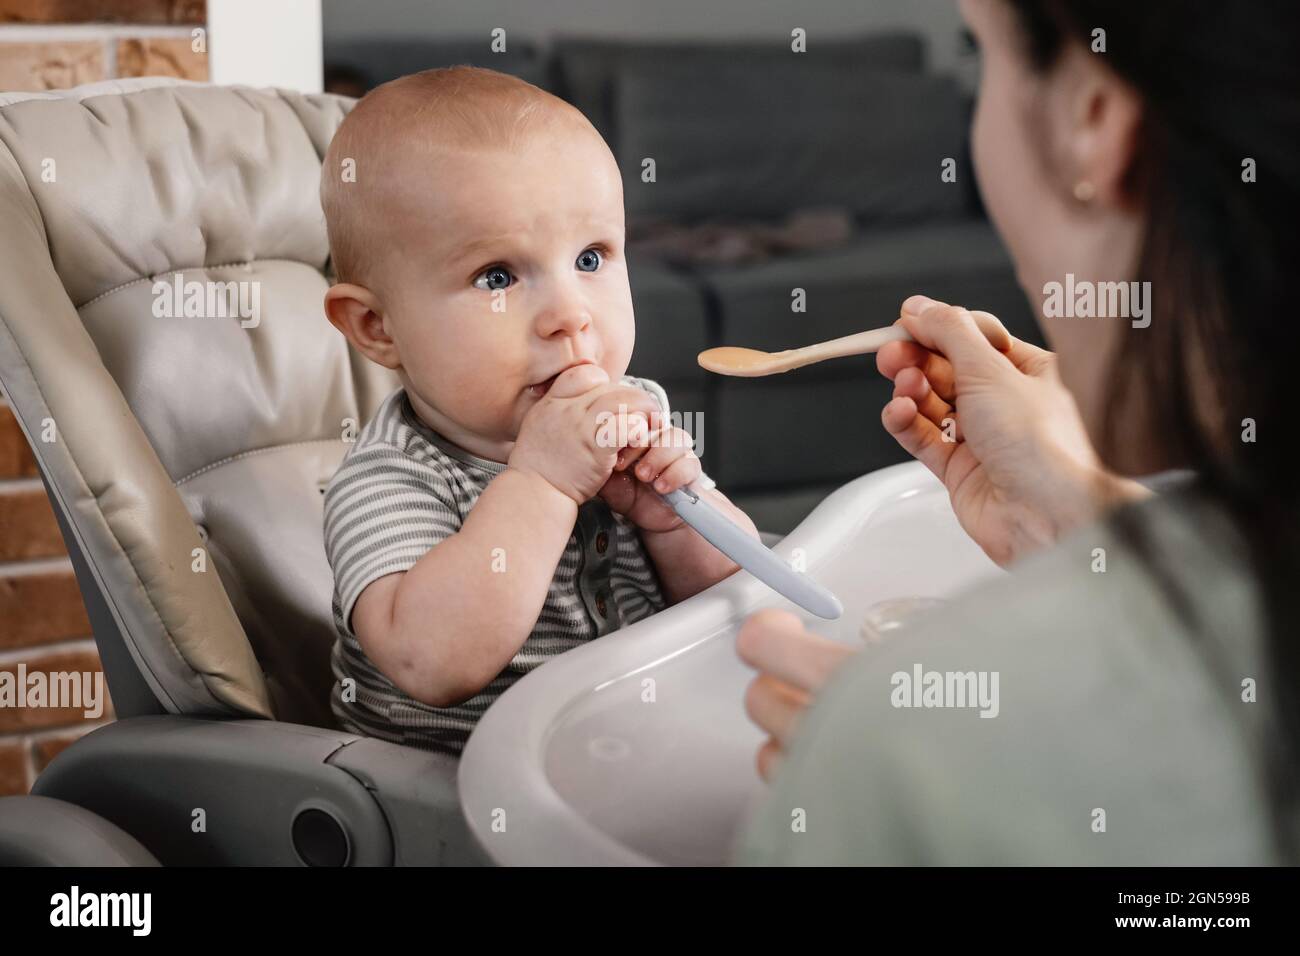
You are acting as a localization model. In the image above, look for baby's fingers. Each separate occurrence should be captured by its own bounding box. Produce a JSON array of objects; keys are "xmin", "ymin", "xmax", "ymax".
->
[
  {"xmin": 648, "ymin": 453, "xmax": 701, "ymax": 494},
  {"xmin": 616, "ymin": 437, "xmax": 651, "ymax": 472},
  {"xmin": 588, "ymin": 387, "xmax": 661, "ymax": 426},
  {"xmin": 634, "ymin": 436, "xmax": 697, "ymax": 491},
  {"xmin": 595, "ymin": 405, "xmax": 655, "ymax": 456}
]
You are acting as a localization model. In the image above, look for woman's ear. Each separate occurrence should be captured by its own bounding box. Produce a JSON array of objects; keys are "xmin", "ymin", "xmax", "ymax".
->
[
  {"xmin": 324, "ymin": 283, "xmax": 402, "ymax": 370},
  {"xmin": 1056, "ymin": 44, "xmax": 1144, "ymax": 210}
]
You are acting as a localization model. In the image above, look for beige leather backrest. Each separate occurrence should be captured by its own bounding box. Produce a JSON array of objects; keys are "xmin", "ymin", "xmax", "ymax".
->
[{"xmin": 0, "ymin": 78, "xmax": 399, "ymax": 727}]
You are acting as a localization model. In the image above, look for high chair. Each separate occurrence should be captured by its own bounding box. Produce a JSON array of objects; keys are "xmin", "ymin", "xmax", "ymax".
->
[{"xmin": 0, "ymin": 78, "xmax": 480, "ymax": 865}]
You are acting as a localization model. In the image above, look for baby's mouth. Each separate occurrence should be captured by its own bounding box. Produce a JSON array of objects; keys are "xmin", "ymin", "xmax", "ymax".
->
[
  {"xmin": 526, "ymin": 373, "xmax": 561, "ymax": 398},
  {"xmin": 526, "ymin": 360, "xmax": 593, "ymax": 398}
]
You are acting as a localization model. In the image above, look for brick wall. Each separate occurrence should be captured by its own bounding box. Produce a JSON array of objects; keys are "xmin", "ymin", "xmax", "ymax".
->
[
  {"xmin": 0, "ymin": 1, "xmax": 211, "ymax": 794},
  {"xmin": 0, "ymin": 0, "xmax": 208, "ymax": 92},
  {"xmin": 0, "ymin": 386, "xmax": 116, "ymax": 795}
]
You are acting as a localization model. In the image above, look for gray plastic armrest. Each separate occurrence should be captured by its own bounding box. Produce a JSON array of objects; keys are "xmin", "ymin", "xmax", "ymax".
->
[
  {"xmin": 31, "ymin": 715, "xmax": 485, "ymax": 866},
  {"xmin": 327, "ymin": 734, "xmax": 487, "ymax": 866},
  {"xmin": 0, "ymin": 795, "xmax": 161, "ymax": 866}
]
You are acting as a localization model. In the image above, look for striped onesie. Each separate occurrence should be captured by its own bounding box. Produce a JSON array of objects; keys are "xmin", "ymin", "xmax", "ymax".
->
[{"xmin": 322, "ymin": 376, "xmax": 685, "ymax": 755}]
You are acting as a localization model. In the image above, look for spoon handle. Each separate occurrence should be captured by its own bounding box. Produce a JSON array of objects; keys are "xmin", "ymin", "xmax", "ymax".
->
[
  {"xmin": 659, "ymin": 485, "xmax": 843, "ymax": 620},
  {"xmin": 783, "ymin": 326, "xmax": 913, "ymax": 369},
  {"xmin": 781, "ymin": 312, "xmax": 1012, "ymax": 372}
]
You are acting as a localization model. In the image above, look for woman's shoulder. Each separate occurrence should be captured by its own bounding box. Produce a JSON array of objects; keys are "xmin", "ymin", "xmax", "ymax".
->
[
  {"xmin": 735, "ymin": 491, "xmax": 1277, "ymax": 865},
  {"xmin": 997, "ymin": 487, "xmax": 1267, "ymax": 681}
]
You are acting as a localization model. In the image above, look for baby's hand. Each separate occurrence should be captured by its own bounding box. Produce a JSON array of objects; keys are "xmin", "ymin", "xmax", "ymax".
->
[
  {"xmin": 599, "ymin": 425, "xmax": 702, "ymax": 532},
  {"xmin": 507, "ymin": 366, "xmax": 662, "ymax": 506}
]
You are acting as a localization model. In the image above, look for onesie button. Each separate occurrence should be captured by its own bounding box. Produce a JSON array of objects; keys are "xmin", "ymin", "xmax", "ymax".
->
[
  {"xmin": 595, "ymin": 594, "xmax": 608, "ymax": 617},
  {"xmin": 595, "ymin": 531, "xmax": 609, "ymax": 554}
]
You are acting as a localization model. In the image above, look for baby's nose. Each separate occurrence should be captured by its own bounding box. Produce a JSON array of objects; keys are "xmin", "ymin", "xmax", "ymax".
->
[{"xmin": 535, "ymin": 303, "xmax": 592, "ymax": 338}]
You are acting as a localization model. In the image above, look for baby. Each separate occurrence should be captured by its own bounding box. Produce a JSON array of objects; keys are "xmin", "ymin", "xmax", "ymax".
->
[{"xmin": 319, "ymin": 67, "xmax": 758, "ymax": 754}]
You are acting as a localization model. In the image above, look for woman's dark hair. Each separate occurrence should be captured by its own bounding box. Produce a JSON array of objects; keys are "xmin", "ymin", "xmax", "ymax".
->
[{"xmin": 1003, "ymin": 0, "xmax": 1300, "ymax": 855}]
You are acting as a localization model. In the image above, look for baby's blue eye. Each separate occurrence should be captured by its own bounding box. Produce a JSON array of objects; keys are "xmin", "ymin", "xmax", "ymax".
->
[
  {"xmin": 576, "ymin": 249, "xmax": 602, "ymax": 273},
  {"xmin": 474, "ymin": 266, "xmax": 514, "ymax": 291}
]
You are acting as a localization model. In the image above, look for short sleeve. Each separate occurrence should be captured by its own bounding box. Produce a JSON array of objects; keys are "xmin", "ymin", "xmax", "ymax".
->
[
  {"xmin": 323, "ymin": 443, "xmax": 464, "ymax": 637},
  {"xmin": 624, "ymin": 374, "xmax": 672, "ymax": 420}
]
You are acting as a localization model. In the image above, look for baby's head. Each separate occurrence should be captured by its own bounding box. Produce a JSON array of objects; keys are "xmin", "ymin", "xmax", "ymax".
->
[{"xmin": 321, "ymin": 67, "xmax": 633, "ymax": 460}]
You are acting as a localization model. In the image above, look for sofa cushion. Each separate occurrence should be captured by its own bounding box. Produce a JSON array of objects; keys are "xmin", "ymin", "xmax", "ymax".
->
[
  {"xmin": 323, "ymin": 39, "xmax": 549, "ymax": 92},
  {"xmin": 552, "ymin": 33, "xmax": 926, "ymax": 146},
  {"xmin": 624, "ymin": 254, "xmax": 712, "ymax": 387},
  {"xmin": 700, "ymin": 219, "xmax": 1042, "ymax": 373},
  {"xmin": 711, "ymin": 374, "xmax": 907, "ymax": 490},
  {"xmin": 616, "ymin": 60, "xmax": 971, "ymax": 224}
]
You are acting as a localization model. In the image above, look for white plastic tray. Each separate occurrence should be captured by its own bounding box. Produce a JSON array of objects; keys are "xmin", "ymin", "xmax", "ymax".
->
[{"xmin": 457, "ymin": 461, "xmax": 1003, "ymax": 865}]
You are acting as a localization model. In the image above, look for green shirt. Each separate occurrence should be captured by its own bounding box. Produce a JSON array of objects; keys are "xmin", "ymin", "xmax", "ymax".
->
[{"xmin": 733, "ymin": 492, "xmax": 1282, "ymax": 865}]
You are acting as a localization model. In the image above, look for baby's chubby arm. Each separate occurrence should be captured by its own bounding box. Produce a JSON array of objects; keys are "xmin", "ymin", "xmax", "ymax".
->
[
  {"xmin": 351, "ymin": 366, "xmax": 661, "ymax": 708},
  {"xmin": 351, "ymin": 468, "xmax": 576, "ymax": 708}
]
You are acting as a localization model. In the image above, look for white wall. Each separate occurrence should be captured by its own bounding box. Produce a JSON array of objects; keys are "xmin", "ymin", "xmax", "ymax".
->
[
  {"xmin": 210, "ymin": 0, "xmax": 323, "ymax": 92},
  {"xmin": 322, "ymin": 0, "xmax": 972, "ymax": 75}
]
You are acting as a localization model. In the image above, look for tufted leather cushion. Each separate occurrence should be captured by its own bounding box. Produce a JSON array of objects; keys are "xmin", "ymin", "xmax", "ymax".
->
[{"xmin": 0, "ymin": 78, "xmax": 399, "ymax": 727}]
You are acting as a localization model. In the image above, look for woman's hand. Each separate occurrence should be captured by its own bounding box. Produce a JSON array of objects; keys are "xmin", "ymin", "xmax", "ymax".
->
[
  {"xmin": 734, "ymin": 296, "xmax": 1150, "ymax": 783},
  {"xmin": 736, "ymin": 608, "xmax": 857, "ymax": 782},
  {"xmin": 878, "ymin": 295, "xmax": 1148, "ymax": 567}
]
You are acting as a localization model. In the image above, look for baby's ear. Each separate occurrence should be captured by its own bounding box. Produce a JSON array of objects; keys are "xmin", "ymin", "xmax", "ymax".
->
[{"xmin": 324, "ymin": 283, "xmax": 400, "ymax": 369}]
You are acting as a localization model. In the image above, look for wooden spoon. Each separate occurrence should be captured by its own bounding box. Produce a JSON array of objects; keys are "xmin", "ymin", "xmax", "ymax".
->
[{"xmin": 698, "ymin": 313, "xmax": 1012, "ymax": 377}]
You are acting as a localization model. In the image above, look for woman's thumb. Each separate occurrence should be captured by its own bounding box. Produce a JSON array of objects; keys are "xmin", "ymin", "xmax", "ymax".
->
[{"xmin": 899, "ymin": 301, "xmax": 1009, "ymax": 370}]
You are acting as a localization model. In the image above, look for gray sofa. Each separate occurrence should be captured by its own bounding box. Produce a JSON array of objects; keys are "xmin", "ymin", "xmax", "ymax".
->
[{"xmin": 325, "ymin": 34, "xmax": 1042, "ymax": 531}]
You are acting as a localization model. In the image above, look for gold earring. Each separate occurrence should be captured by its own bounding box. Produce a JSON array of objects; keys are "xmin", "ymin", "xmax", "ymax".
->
[{"xmin": 1073, "ymin": 180, "xmax": 1096, "ymax": 202}]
